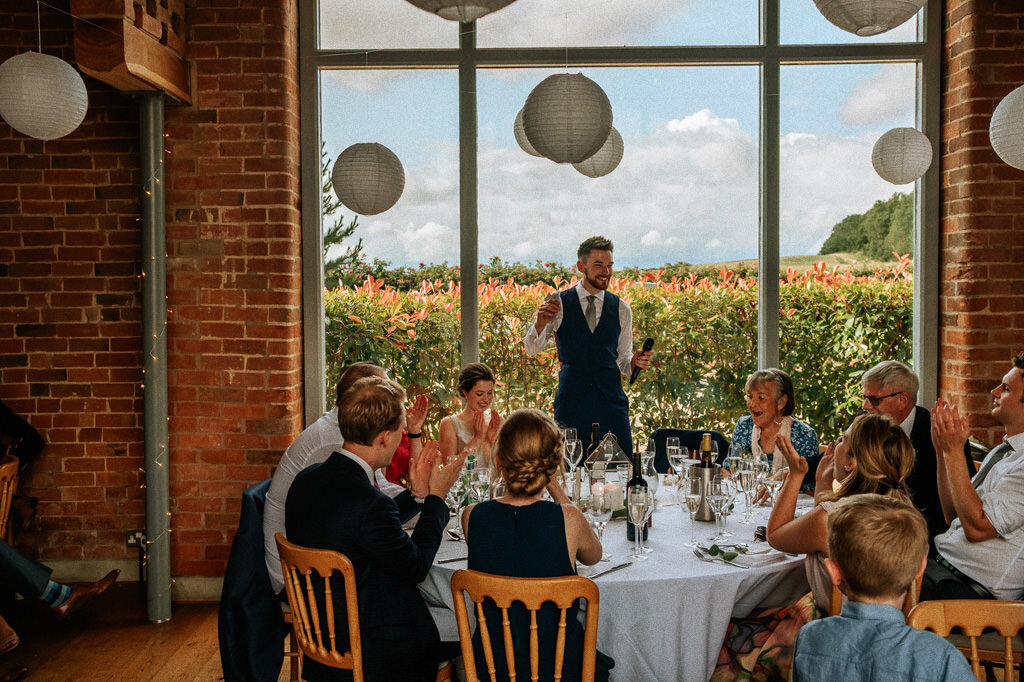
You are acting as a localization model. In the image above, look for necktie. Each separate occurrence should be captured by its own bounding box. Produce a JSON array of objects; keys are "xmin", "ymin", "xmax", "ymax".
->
[
  {"xmin": 585, "ymin": 294, "xmax": 598, "ymax": 332},
  {"xmin": 973, "ymin": 441, "xmax": 1012, "ymax": 488}
]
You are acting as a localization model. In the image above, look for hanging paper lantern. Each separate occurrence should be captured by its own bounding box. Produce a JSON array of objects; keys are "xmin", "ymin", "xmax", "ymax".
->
[
  {"xmin": 514, "ymin": 108, "xmax": 542, "ymax": 158},
  {"xmin": 522, "ymin": 73, "xmax": 612, "ymax": 165},
  {"xmin": 404, "ymin": 0, "xmax": 517, "ymax": 21},
  {"xmin": 871, "ymin": 127, "xmax": 932, "ymax": 185},
  {"xmin": 331, "ymin": 143, "xmax": 405, "ymax": 216},
  {"xmin": 0, "ymin": 51, "xmax": 88, "ymax": 140},
  {"xmin": 573, "ymin": 126, "xmax": 624, "ymax": 178},
  {"xmin": 990, "ymin": 84, "xmax": 1024, "ymax": 171},
  {"xmin": 812, "ymin": 0, "xmax": 926, "ymax": 36}
]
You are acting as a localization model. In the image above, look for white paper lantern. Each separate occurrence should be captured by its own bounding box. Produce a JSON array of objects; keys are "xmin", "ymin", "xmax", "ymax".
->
[
  {"xmin": 522, "ymin": 73, "xmax": 612, "ymax": 165},
  {"xmin": 573, "ymin": 127, "xmax": 623, "ymax": 178},
  {"xmin": 871, "ymin": 127, "xmax": 932, "ymax": 185},
  {"xmin": 0, "ymin": 51, "xmax": 88, "ymax": 140},
  {"xmin": 813, "ymin": 0, "xmax": 926, "ymax": 36},
  {"xmin": 514, "ymin": 108, "xmax": 542, "ymax": 158},
  {"xmin": 404, "ymin": 0, "xmax": 517, "ymax": 21},
  {"xmin": 331, "ymin": 143, "xmax": 405, "ymax": 216},
  {"xmin": 990, "ymin": 84, "xmax": 1024, "ymax": 171}
]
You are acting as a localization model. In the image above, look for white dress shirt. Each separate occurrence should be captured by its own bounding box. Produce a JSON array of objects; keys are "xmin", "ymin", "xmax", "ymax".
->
[
  {"xmin": 523, "ymin": 282, "xmax": 634, "ymax": 376},
  {"xmin": 935, "ymin": 431, "xmax": 1024, "ymax": 600},
  {"xmin": 263, "ymin": 407, "xmax": 404, "ymax": 593},
  {"xmin": 897, "ymin": 408, "xmax": 916, "ymax": 437}
]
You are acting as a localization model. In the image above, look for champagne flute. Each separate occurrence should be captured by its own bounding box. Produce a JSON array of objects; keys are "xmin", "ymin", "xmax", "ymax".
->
[
  {"xmin": 666, "ymin": 437, "xmax": 680, "ymax": 473},
  {"xmin": 627, "ymin": 485, "xmax": 652, "ymax": 561},
  {"xmin": 707, "ymin": 476, "xmax": 729, "ymax": 541},
  {"xmin": 735, "ymin": 456, "xmax": 757, "ymax": 522},
  {"xmin": 709, "ymin": 440, "xmax": 720, "ymax": 466},
  {"xmin": 587, "ymin": 486, "xmax": 613, "ymax": 561},
  {"xmin": 726, "ymin": 443, "xmax": 743, "ymax": 475}
]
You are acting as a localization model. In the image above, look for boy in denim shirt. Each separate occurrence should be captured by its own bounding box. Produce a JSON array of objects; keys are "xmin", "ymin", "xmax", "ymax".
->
[{"xmin": 793, "ymin": 494, "xmax": 974, "ymax": 681}]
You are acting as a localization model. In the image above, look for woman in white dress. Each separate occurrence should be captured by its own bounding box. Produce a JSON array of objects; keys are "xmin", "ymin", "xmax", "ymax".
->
[{"xmin": 439, "ymin": 362, "xmax": 503, "ymax": 468}]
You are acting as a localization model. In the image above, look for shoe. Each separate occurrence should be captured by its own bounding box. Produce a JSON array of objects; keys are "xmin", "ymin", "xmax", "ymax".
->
[
  {"xmin": 0, "ymin": 666, "xmax": 29, "ymax": 682},
  {"xmin": 53, "ymin": 569, "xmax": 119, "ymax": 621},
  {"xmin": 0, "ymin": 632, "xmax": 16, "ymax": 654}
]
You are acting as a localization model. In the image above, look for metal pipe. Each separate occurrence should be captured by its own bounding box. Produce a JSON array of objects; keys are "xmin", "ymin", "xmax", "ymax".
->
[
  {"xmin": 459, "ymin": 21, "xmax": 479, "ymax": 366},
  {"xmin": 138, "ymin": 92, "xmax": 171, "ymax": 623},
  {"xmin": 758, "ymin": 0, "xmax": 780, "ymax": 370}
]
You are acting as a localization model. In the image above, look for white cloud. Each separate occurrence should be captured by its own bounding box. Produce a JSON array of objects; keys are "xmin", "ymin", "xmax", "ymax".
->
[
  {"xmin": 342, "ymin": 110, "xmax": 901, "ymax": 267},
  {"xmin": 838, "ymin": 64, "xmax": 916, "ymax": 127}
]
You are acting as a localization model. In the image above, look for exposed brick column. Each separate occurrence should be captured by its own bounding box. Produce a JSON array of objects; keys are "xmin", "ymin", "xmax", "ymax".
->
[
  {"xmin": 164, "ymin": 0, "xmax": 302, "ymax": 577},
  {"xmin": 941, "ymin": 0, "xmax": 1024, "ymax": 445}
]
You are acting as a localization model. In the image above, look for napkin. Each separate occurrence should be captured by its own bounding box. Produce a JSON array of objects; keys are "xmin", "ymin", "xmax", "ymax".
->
[{"xmin": 743, "ymin": 548, "xmax": 791, "ymax": 567}]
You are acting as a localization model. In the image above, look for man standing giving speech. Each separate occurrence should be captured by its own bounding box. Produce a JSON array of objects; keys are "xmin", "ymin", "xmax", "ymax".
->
[{"xmin": 524, "ymin": 236, "xmax": 651, "ymax": 455}]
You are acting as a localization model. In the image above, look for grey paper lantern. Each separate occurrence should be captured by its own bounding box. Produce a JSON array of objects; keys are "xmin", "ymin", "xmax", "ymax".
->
[
  {"xmin": 522, "ymin": 73, "xmax": 613, "ymax": 165},
  {"xmin": 404, "ymin": 0, "xmax": 517, "ymax": 21},
  {"xmin": 871, "ymin": 127, "xmax": 932, "ymax": 185},
  {"xmin": 812, "ymin": 0, "xmax": 925, "ymax": 36},
  {"xmin": 990, "ymin": 84, "xmax": 1024, "ymax": 171},
  {"xmin": 331, "ymin": 143, "xmax": 405, "ymax": 216},
  {"xmin": 573, "ymin": 126, "xmax": 623, "ymax": 178},
  {"xmin": 0, "ymin": 51, "xmax": 88, "ymax": 140},
  {"xmin": 514, "ymin": 108, "xmax": 542, "ymax": 157}
]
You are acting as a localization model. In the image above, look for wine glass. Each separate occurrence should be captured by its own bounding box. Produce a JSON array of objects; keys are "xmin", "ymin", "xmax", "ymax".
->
[
  {"xmin": 470, "ymin": 467, "xmax": 490, "ymax": 502},
  {"xmin": 707, "ymin": 476, "xmax": 729, "ymax": 542},
  {"xmin": 726, "ymin": 443, "xmax": 743, "ymax": 475},
  {"xmin": 627, "ymin": 485, "xmax": 652, "ymax": 561},
  {"xmin": 709, "ymin": 440, "xmax": 720, "ymax": 466},
  {"xmin": 669, "ymin": 446, "xmax": 692, "ymax": 494},
  {"xmin": 681, "ymin": 469, "xmax": 702, "ymax": 546},
  {"xmin": 666, "ymin": 437, "xmax": 680, "ymax": 471},
  {"xmin": 734, "ymin": 456, "xmax": 757, "ymax": 523},
  {"xmin": 585, "ymin": 485, "xmax": 613, "ymax": 561}
]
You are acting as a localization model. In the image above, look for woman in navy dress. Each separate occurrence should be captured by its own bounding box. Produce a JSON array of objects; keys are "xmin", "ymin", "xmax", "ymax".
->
[{"xmin": 460, "ymin": 409, "xmax": 613, "ymax": 682}]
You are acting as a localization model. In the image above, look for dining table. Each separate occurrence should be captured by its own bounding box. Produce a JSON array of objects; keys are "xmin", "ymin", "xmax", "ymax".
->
[{"xmin": 419, "ymin": 491, "xmax": 813, "ymax": 682}]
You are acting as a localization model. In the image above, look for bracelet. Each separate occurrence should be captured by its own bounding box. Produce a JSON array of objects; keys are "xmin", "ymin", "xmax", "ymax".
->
[{"xmin": 407, "ymin": 432, "xmax": 422, "ymax": 439}]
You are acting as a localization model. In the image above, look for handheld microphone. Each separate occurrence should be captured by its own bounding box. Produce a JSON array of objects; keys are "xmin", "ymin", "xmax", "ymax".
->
[{"xmin": 629, "ymin": 337, "xmax": 655, "ymax": 385}]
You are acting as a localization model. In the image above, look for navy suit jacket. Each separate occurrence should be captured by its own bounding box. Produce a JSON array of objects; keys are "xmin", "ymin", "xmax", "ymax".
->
[
  {"xmin": 907, "ymin": 405, "xmax": 977, "ymax": 540},
  {"xmin": 286, "ymin": 451, "xmax": 449, "ymax": 682}
]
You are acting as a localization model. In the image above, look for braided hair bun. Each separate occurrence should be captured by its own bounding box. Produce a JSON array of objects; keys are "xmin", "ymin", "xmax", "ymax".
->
[{"xmin": 494, "ymin": 409, "xmax": 563, "ymax": 497}]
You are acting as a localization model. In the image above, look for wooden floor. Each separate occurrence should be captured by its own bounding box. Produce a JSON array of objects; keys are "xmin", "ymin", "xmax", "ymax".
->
[{"xmin": 1, "ymin": 584, "xmax": 291, "ymax": 681}]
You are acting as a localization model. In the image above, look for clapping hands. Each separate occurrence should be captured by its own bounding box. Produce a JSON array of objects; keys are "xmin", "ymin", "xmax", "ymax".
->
[{"xmin": 406, "ymin": 394, "xmax": 429, "ymax": 434}]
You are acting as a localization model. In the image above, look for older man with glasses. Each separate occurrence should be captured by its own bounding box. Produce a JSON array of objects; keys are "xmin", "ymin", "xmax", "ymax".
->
[{"xmin": 860, "ymin": 361, "xmax": 976, "ymax": 540}]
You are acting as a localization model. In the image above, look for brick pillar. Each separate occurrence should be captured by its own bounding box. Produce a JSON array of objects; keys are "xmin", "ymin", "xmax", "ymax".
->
[{"xmin": 941, "ymin": 0, "xmax": 1024, "ymax": 445}]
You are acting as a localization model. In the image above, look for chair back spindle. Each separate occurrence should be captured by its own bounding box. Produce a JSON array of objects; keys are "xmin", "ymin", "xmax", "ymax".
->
[
  {"xmin": 908, "ymin": 599, "xmax": 1024, "ymax": 681},
  {"xmin": 451, "ymin": 569, "xmax": 600, "ymax": 682}
]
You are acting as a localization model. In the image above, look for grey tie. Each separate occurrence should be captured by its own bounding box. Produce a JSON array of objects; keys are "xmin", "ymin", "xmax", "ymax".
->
[
  {"xmin": 584, "ymin": 294, "xmax": 598, "ymax": 332},
  {"xmin": 973, "ymin": 441, "xmax": 1012, "ymax": 488}
]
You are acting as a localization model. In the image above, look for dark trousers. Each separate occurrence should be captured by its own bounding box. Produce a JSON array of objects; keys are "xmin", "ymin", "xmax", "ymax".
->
[
  {"xmin": 920, "ymin": 554, "xmax": 994, "ymax": 601},
  {"xmin": 0, "ymin": 538, "xmax": 51, "ymax": 599}
]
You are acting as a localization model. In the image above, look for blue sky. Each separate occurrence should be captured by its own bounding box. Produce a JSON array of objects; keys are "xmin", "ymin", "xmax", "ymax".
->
[{"xmin": 319, "ymin": 0, "xmax": 922, "ymax": 267}]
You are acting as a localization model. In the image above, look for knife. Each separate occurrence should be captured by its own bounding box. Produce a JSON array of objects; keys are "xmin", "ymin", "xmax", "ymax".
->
[{"xmin": 585, "ymin": 560, "xmax": 633, "ymax": 579}]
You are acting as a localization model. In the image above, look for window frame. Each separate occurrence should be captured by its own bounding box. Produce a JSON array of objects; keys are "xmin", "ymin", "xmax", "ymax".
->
[{"xmin": 299, "ymin": 0, "xmax": 940, "ymax": 423}]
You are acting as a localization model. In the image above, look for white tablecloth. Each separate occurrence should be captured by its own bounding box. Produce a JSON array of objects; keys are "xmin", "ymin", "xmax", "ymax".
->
[{"xmin": 419, "ymin": 497, "xmax": 811, "ymax": 682}]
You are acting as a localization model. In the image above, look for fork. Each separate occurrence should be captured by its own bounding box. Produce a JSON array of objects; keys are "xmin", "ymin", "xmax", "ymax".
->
[{"xmin": 693, "ymin": 547, "xmax": 748, "ymax": 569}]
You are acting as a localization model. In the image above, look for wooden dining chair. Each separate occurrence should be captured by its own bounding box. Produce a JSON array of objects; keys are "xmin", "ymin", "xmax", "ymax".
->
[
  {"xmin": 450, "ymin": 569, "xmax": 600, "ymax": 682},
  {"xmin": 828, "ymin": 574, "xmax": 922, "ymax": 619},
  {"xmin": 275, "ymin": 534, "xmax": 453, "ymax": 682},
  {"xmin": 908, "ymin": 599, "xmax": 1024, "ymax": 681},
  {"xmin": 0, "ymin": 455, "xmax": 19, "ymax": 542}
]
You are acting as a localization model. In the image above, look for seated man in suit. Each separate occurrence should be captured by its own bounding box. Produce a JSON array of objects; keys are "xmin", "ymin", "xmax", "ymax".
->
[
  {"xmin": 922, "ymin": 351, "xmax": 1024, "ymax": 601},
  {"xmin": 263, "ymin": 361, "xmax": 428, "ymax": 594},
  {"xmin": 860, "ymin": 361, "xmax": 976, "ymax": 539},
  {"xmin": 286, "ymin": 376, "xmax": 466, "ymax": 682}
]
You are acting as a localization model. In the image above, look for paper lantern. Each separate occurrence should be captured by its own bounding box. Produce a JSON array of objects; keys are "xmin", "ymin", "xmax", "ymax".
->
[
  {"xmin": 990, "ymin": 84, "xmax": 1024, "ymax": 171},
  {"xmin": 331, "ymin": 143, "xmax": 405, "ymax": 216},
  {"xmin": 514, "ymin": 108, "xmax": 542, "ymax": 157},
  {"xmin": 522, "ymin": 73, "xmax": 612, "ymax": 165},
  {"xmin": 573, "ymin": 127, "xmax": 623, "ymax": 178},
  {"xmin": 812, "ymin": 0, "xmax": 925, "ymax": 36},
  {"xmin": 0, "ymin": 51, "xmax": 88, "ymax": 140},
  {"xmin": 404, "ymin": 0, "xmax": 517, "ymax": 21},
  {"xmin": 871, "ymin": 127, "xmax": 932, "ymax": 185}
]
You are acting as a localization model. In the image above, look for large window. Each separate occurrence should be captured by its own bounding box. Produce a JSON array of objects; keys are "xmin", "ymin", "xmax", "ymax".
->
[{"xmin": 300, "ymin": 0, "xmax": 939, "ymax": 435}]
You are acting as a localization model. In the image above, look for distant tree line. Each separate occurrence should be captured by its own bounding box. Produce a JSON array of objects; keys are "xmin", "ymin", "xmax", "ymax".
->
[{"xmin": 819, "ymin": 192, "xmax": 912, "ymax": 260}]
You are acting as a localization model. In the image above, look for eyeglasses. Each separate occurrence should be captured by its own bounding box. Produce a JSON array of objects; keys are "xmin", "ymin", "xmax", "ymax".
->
[{"xmin": 861, "ymin": 391, "xmax": 903, "ymax": 407}]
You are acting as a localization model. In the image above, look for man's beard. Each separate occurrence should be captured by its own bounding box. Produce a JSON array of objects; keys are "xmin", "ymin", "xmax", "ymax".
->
[{"xmin": 585, "ymin": 274, "xmax": 609, "ymax": 291}]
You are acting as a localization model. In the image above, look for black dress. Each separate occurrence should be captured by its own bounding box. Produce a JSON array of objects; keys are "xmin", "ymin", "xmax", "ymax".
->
[{"xmin": 466, "ymin": 499, "xmax": 613, "ymax": 682}]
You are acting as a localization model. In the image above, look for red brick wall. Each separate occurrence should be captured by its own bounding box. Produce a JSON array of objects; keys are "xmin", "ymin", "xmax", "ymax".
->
[
  {"xmin": 0, "ymin": 0, "xmax": 302, "ymax": 578},
  {"xmin": 941, "ymin": 0, "xmax": 1024, "ymax": 445}
]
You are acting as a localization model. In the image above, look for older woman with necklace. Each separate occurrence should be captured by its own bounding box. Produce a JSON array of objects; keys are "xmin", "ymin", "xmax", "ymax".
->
[{"xmin": 729, "ymin": 368, "xmax": 819, "ymax": 491}]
